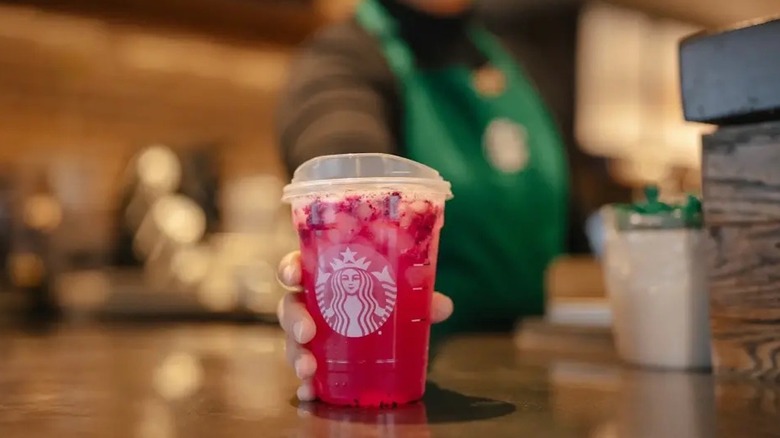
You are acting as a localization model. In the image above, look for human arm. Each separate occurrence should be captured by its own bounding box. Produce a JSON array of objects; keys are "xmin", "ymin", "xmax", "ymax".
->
[
  {"xmin": 275, "ymin": 23, "xmax": 454, "ymax": 401},
  {"xmin": 275, "ymin": 21, "xmax": 402, "ymax": 175}
]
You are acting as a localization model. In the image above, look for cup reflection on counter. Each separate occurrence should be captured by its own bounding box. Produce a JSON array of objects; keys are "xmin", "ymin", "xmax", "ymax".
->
[
  {"xmin": 612, "ymin": 370, "xmax": 715, "ymax": 438},
  {"xmin": 551, "ymin": 362, "xmax": 715, "ymax": 438},
  {"xmin": 570, "ymin": 372, "xmax": 715, "ymax": 438},
  {"xmin": 296, "ymin": 401, "xmax": 431, "ymax": 438}
]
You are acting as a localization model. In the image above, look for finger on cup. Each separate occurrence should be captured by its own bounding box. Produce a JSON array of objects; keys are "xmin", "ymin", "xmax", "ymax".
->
[
  {"xmin": 297, "ymin": 380, "xmax": 316, "ymax": 402},
  {"xmin": 431, "ymin": 292, "xmax": 454, "ymax": 323},
  {"xmin": 277, "ymin": 251, "xmax": 302, "ymax": 290},
  {"xmin": 294, "ymin": 353, "xmax": 317, "ymax": 380},
  {"xmin": 285, "ymin": 337, "xmax": 317, "ymax": 377},
  {"xmin": 277, "ymin": 292, "xmax": 316, "ymax": 344}
]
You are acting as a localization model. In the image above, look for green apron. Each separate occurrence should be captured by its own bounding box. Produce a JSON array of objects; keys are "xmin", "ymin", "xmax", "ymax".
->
[{"xmin": 356, "ymin": 1, "xmax": 569, "ymax": 338}]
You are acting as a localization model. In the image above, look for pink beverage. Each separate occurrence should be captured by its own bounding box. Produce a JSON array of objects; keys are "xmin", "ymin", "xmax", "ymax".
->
[{"xmin": 282, "ymin": 154, "xmax": 452, "ymax": 407}]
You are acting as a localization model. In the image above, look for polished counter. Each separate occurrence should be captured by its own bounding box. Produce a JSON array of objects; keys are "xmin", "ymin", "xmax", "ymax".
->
[{"xmin": 0, "ymin": 323, "xmax": 779, "ymax": 437}]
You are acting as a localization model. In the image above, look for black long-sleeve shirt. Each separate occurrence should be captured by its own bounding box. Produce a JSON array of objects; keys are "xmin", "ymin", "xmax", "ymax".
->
[{"xmin": 276, "ymin": 0, "xmax": 630, "ymax": 254}]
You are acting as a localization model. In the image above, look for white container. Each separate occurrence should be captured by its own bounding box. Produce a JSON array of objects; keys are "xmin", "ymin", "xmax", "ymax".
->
[{"xmin": 603, "ymin": 188, "xmax": 711, "ymax": 370}]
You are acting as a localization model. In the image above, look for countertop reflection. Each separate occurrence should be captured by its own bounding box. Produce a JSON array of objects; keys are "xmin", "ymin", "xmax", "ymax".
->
[{"xmin": 0, "ymin": 323, "xmax": 779, "ymax": 437}]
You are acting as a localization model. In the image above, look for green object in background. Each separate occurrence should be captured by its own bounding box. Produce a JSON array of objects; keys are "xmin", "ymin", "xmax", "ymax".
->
[
  {"xmin": 356, "ymin": 0, "xmax": 569, "ymax": 341},
  {"xmin": 612, "ymin": 185, "xmax": 703, "ymax": 231}
]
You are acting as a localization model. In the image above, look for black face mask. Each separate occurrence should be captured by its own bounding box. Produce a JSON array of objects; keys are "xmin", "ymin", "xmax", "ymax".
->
[
  {"xmin": 377, "ymin": 0, "xmax": 473, "ymax": 37},
  {"xmin": 379, "ymin": 0, "xmax": 472, "ymax": 30},
  {"xmin": 370, "ymin": 0, "xmax": 485, "ymax": 70}
]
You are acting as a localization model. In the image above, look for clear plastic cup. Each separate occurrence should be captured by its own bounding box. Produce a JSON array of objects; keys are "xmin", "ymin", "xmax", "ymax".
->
[{"xmin": 282, "ymin": 153, "xmax": 452, "ymax": 407}]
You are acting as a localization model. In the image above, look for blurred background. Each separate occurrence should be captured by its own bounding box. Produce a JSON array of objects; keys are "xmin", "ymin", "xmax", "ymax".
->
[{"xmin": 0, "ymin": 0, "xmax": 775, "ymax": 325}]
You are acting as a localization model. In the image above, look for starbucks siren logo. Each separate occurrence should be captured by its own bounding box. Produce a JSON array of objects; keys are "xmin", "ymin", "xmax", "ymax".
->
[{"xmin": 316, "ymin": 246, "xmax": 397, "ymax": 338}]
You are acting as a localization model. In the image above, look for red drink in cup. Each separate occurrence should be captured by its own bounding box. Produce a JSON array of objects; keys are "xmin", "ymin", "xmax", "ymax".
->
[{"xmin": 282, "ymin": 154, "xmax": 452, "ymax": 407}]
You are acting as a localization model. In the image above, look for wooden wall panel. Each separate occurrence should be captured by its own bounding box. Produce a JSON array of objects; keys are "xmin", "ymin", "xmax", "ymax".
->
[{"xmin": 702, "ymin": 121, "xmax": 780, "ymax": 382}]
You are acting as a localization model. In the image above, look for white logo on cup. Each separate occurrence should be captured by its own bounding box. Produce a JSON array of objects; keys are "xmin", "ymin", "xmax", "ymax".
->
[
  {"xmin": 483, "ymin": 118, "xmax": 529, "ymax": 174},
  {"xmin": 316, "ymin": 246, "xmax": 397, "ymax": 338}
]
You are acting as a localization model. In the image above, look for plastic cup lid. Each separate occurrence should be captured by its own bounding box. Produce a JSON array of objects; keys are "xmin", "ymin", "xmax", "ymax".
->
[{"xmin": 282, "ymin": 153, "xmax": 453, "ymax": 202}]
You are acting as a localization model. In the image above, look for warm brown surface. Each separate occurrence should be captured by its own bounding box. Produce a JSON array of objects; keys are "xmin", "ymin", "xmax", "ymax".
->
[
  {"xmin": 702, "ymin": 121, "xmax": 780, "ymax": 382},
  {"xmin": 546, "ymin": 256, "xmax": 606, "ymax": 299},
  {"xmin": 515, "ymin": 318, "xmax": 615, "ymax": 357},
  {"xmin": 609, "ymin": 0, "xmax": 779, "ymax": 27},
  {"xmin": 3, "ymin": 0, "xmax": 325, "ymax": 46},
  {"xmin": 1, "ymin": 323, "xmax": 780, "ymax": 437},
  {"xmin": 0, "ymin": 2, "xmax": 290, "ymax": 210}
]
